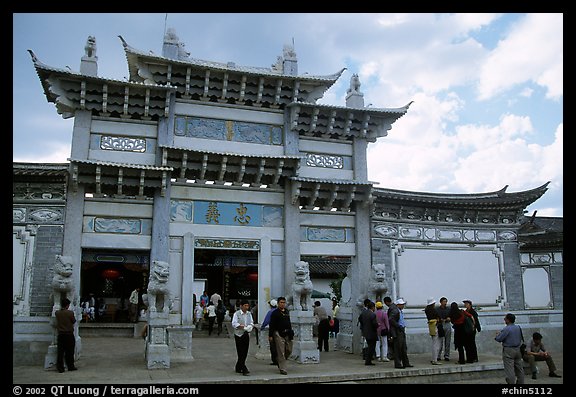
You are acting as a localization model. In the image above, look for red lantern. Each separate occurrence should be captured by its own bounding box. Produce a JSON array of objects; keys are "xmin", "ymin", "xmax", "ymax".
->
[
  {"xmin": 102, "ymin": 269, "xmax": 120, "ymax": 279},
  {"xmin": 246, "ymin": 272, "xmax": 258, "ymax": 282}
]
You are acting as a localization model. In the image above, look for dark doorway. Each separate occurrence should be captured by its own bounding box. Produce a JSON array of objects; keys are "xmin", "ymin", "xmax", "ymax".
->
[
  {"xmin": 194, "ymin": 249, "xmax": 258, "ymax": 308},
  {"xmin": 80, "ymin": 250, "xmax": 149, "ymax": 322}
]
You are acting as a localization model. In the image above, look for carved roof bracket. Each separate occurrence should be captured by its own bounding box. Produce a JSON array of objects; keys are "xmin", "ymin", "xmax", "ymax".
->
[
  {"xmin": 198, "ymin": 153, "xmax": 209, "ymax": 183},
  {"xmin": 306, "ymin": 182, "xmax": 321, "ymax": 209},
  {"xmin": 252, "ymin": 158, "xmax": 266, "ymax": 186},
  {"xmin": 323, "ymin": 185, "xmax": 339, "ymax": 211},
  {"xmin": 341, "ymin": 186, "xmax": 356, "ymax": 211},
  {"xmin": 271, "ymin": 159, "xmax": 285, "ymax": 188},
  {"xmin": 138, "ymin": 170, "xmax": 145, "ymax": 197},
  {"xmin": 116, "ymin": 168, "xmax": 124, "ymax": 197},
  {"xmin": 215, "ymin": 155, "xmax": 228, "ymax": 184},
  {"xmin": 291, "ymin": 181, "xmax": 302, "ymax": 205},
  {"xmin": 202, "ymin": 69, "xmax": 210, "ymax": 101},
  {"xmin": 178, "ymin": 152, "xmax": 188, "ymax": 181},
  {"xmin": 235, "ymin": 157, "xmax": 247, "ymax": 186},
  {"xmin": 95, "ymin": 165, "xmax": 102, "ymax": 196}
]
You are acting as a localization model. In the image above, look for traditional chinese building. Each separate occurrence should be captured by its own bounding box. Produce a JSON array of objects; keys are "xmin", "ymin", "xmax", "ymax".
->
[{"xmin": 13, "ymin": 29, "xmax": 562, "ymax": 366}]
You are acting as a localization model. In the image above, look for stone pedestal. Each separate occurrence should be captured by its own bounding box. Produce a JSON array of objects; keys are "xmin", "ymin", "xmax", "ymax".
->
[
  {"xmin": 167, "ymin": 326, "xmax": 194, "ymax": 360},
  {"xmin": 145, "ymin": 312, "xmax": 171, "ymax": 369},
  {"xmin": 255, "ymin": 327, "xmax": 272, "ymax": 360},
  {"xmin": 290, "ymin": 310, "xmax": 319, "ymax": 364},
  {"xmin": 335, "ymin": 306, "xmax": 353, "ymax": 353}
]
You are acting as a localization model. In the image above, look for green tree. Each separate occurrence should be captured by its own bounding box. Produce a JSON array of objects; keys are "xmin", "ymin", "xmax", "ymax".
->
[{"xmin": 329, "ymin": 273, "xmax": 346, "ymax": 303}]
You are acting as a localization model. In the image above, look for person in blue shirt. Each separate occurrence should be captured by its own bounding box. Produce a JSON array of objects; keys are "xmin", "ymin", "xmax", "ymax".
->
[
  {"xmin": 495, "ymin": 313, "xmax": 525, "ymax": 384},
  {"xmin": 260, "ymin": 299, "xmax": 278, "ymax": 365}
]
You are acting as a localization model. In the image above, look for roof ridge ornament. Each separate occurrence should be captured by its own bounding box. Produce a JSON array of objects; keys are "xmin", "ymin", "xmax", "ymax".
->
[
  {"xmin": 346, "ymin": 73, "xmax": 364, "ymax": 108},
  {"xmin": 163, "ymin": 27, "xmax": 190, "ymax": 60}
]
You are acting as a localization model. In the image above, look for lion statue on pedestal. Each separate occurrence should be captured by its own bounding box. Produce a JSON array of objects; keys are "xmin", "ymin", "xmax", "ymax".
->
[
  {"xmin": 51, "ymin": 255, "xmax": 76, "ymax": 310},
  {"xmin": 289, "ymin": 260, "xmax": 314, "ymax": 311},
  {"xmin": 147, "ymin": 260, "xmax": 171, "ymax": 313},
  {"xmin": 369, "ymin": 263, "xmax": 388, "ymax": 302},
  {"xmin": 357, "ymin": 263, "xmax": 388, "ymax": 307}
]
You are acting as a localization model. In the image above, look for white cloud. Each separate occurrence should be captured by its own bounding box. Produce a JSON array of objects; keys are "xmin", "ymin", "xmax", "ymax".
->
[
  {"xmin": 477, "ymin": 13, "xmax": 563, "ymax": 100},
  {"xmin": 13, "ymin": 142, "xmax": 71, "ymax": 163}
]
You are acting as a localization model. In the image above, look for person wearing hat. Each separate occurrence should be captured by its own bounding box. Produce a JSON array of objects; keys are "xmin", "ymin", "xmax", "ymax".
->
[
  {"xmin": 424, "ymin": 297, "xmax": 443, "ymax": 365},
  {"xmin": 260, "ymin": 299, "xmax": 278, "ymax": 365},
  {"xmin": 375, "ymin": 301, "xmax": 390, "ymax": 362},
  {"xmin": 388, "ymin": 298, "xmax": 413, "ymax": 369},
  {"xmin": 463, "ymin": 299, "xmax": 481, "ymax": 362}
]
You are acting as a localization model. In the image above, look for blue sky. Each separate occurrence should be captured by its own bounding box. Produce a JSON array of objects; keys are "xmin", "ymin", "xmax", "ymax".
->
[{"xmin": 13, "ymin": 13, "xmax": 563, "ymax": 217}]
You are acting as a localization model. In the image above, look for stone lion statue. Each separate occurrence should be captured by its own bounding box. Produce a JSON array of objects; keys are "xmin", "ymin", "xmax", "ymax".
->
[
  {"xmin": 51, "ymin": 255, "xmax": 75, "ymax": 309},
  {"xmin": 147, "ymin": 260, "xmax": 171, "ymax": 313},
  {"xmin": 85, "ymin": 36, "xmax": 97, "ymax": 58},
  {"xmin": 290, "ymin": 260, "xmax": 314, "ymax": 311},
  {"xmin": 356, "ymin": 263, "xmax": 388, "ymax": 307},
  {"xmin": 369, "ymin": 263, "xmax": 388, "ymax": 302},
  {"xmin": 347, "ymin": 73, "xmax": 362, "ymax": 95}
]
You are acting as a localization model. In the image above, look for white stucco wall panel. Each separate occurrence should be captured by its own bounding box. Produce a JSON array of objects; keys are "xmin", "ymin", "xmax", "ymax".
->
[
  {"xmin": 174, "ymin": 102, "xmax": 283, "ymax": 124},
  {"xmin": 300, "ymin": 212, "xmax": 356, "ymax": 228},
  {"xmin": 300, "ymin": 242, "xmax": 356, "ymax": 256},
  {"xmin": 81, "ymin": 233, "xmax": 151, "ymax": 249},
  {"xmin": 299, "ymin": 139, "xmax": 353, "ymax": 156},
  {"xmin": 91, "ymin": 119, "xmax": 158, "ymax": 137},
  {"xmin": 522, "ymin": 267, "xmax": 552, "ymax": 309},
  {"xmin": 173, "ymin": 136, "xmax": 285, "ymax": 157},
  {"xmin": 88, "ymin": 149, "xmax": 157, "ymax": 165},
  {"xmin": 298, "ymin": 167, "xmax": 354, "ymax": 180},
  {"xmin": 396, "ymin": 246, "xmax": 501, "ymax": 308},
  {"xmin": 170, "ymin": 185, "xmax": 284, "ymax": 205},
  {"xmin": 169, "ymin": 224, "xmax": 284, "ymax": 241},
  {"xmin": 83, "ymin": 201, "xmax": 154, "ymax": 218}
]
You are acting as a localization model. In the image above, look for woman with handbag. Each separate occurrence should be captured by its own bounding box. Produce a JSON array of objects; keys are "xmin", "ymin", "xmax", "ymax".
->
[{"xmin": 375, "ymin": 301, "xmax": 390, "ymax": 362}]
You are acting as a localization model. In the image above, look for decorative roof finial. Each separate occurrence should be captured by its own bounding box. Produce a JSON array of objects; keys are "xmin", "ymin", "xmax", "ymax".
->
[
  {"xmin": 85, "ymin": 36, "xmax": 97, "ymax": 59},
  {"xmin": 80, "ymin": 36, "xmax": 98, "ymax": 77},
  {"xmin": 345, "ymin": 73, "xmax": 364, "ymax": 108}
]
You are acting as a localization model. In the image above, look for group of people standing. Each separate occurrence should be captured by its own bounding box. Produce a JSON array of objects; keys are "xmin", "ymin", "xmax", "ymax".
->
[
  {"xmin": 425, "ymin": 297, "xmax": 481, "ymax": 365},
  {"xmin": 359, "ymin": 296, "xmax": 483, "ymax": 369}
]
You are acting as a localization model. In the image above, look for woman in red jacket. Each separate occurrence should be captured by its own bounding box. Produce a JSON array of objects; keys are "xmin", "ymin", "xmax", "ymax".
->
[{"xmin": 449, "ymin": 302, "xmax": 475, "ymax": 364}]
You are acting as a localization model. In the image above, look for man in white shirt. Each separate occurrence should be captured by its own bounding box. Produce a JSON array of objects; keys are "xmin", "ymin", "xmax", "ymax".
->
[
  {"xmin": 231, "ymin": 299, "xmax": 255, "ymax": 376},
  {"xmin": 210, "ymin": 291, "xmax": 222, "ymax": 306}
]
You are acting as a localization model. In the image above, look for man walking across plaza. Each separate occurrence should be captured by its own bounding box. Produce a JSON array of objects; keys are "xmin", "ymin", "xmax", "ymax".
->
[{"xmin": 231, "ymin": 299, "xmax": 255, "ymax": 376}]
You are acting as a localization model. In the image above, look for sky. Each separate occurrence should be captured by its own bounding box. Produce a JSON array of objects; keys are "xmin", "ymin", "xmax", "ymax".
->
[{"xmin": 13, "ymin": 13, "xmax": 563, "ymax": 217}]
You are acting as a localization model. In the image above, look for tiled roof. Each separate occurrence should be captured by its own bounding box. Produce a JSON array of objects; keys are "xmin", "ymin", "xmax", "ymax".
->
[
  {"xmin": 291, "ymin": 177, "xmax": 376, "ymax": 185},
  {"xmin": 69, "ymin": 158, "xmax": 173, "ymax": 171},
  {"xmin": 373, "ymin": 182, "xmax": 549, "ymax": 208},
  {"xmin": 158, "ymin": 145, "xmax": 303, "ymax": 160},
  {"xmin": 13, "ymin": 162, "xmax": 69, "ymax": 176},
  {"xmin": 121, "ymin": 41, "xmax": 345, "ymax": 82}
]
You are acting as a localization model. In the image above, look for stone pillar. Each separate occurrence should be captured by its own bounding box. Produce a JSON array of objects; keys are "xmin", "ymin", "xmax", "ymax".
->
[
  {"xmin": 45, "ymin": 183, "xmax": 85, "ymax": 369},
  {"xmin": 146, "ymin": 312, "xmax": 171, "ymax": 369},
  {"xmin": 335, "ymin": 305, "xmax": 353, "ymax": 353},
  {"xmin": 181, "ymin": 233, "xmax": 195, "ymax": 325},
  {"xmin": 290, "ymin": 310, "xmax": 319, "ymax": 364}
]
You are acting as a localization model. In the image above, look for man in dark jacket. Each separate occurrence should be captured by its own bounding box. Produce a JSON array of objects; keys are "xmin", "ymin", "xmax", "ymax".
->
[
  {"xmin": 359, "ymin": 300, "xmax": 378, "ymax": 365},
  {"xmin": 463, "ymin": 299, "xmax": 480, "ymax": 362},
  {"xmin": 55, "ymin": 298, "xmax": 77, "ymax": 373},
  {"xmin": 269, "ymin": 296, "xmax": 293, "ymax": 375}
]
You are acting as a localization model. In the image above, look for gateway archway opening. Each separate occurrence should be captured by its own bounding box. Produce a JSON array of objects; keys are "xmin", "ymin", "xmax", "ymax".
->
[
  {"xmin": 80, "ymin": 250, "xmax": 149, "ymax": 323},
  {"xmin": 194, "ymin": 249, "xmax": 258, "ymax": 309}
]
